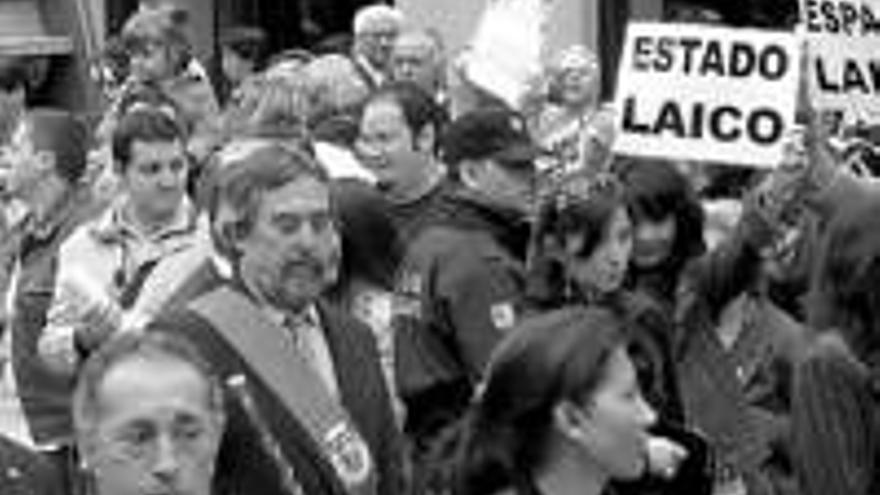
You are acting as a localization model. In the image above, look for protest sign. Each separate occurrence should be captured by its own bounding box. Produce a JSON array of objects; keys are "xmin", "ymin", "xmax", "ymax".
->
[
  {"xmin": 800, "ymin": 0, "xmax": 880, "ymax": 124},
  {"xmin": 613, "ymin": 22, "xmax": 801, "ymax": 168}
]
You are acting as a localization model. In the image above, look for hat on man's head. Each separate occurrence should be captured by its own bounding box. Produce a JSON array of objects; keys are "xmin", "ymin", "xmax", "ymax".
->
[{"xmin": 442, "ymin": 107, "xmax": 541, "ymax": 166}]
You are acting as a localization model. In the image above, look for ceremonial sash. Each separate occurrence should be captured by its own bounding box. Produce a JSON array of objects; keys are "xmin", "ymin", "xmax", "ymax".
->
[{"xmin": 189, "ymin": 287, "xmax": 377, "ymax": 495}]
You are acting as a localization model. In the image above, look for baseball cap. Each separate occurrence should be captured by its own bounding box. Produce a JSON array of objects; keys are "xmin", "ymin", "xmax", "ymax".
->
[{"xmin": 442, "ymin": 107, "xmax": 542, "ymax": 167}]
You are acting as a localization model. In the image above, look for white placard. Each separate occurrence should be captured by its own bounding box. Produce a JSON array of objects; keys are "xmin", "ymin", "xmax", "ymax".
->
[
  {"xmin": 800, "ymin": 0, "xmax": 880, "ymax": 124},
  {"xmin": 613, "ymin": 22, "xmax": 801, "ymax": 168}
]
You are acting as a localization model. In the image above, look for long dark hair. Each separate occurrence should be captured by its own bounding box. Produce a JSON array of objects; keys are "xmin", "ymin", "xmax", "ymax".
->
[
  {"xmin": 453, "ymin": 306, "xmax": 629, "ymax": 495},
  {"xmin": 615, "ymin": 157, "xmax": 705, "ymax": 288},
  {"xmin": 527, "ymin": 172, "xmax": 626, "ymax": 306},
  {"xmin": 809, "ymin": 196, "xmax": 880, "ymax": 364}
]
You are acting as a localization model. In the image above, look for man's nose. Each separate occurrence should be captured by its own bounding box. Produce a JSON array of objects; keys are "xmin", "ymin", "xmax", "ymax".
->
[
  {"xmin": 290, "ymin": 220, "xmax": 326, "ymax": 249},
  {"xmin": 151, "ymin": 434, "xmax": 181, "ymax": 480},
  {"xmin": 158, "ymin": 167, "xmax": 181, "ymax": 187}
]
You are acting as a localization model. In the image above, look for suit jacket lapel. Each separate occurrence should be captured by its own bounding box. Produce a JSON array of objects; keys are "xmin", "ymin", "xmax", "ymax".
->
[{"xmin": 318, "ymin": 302, "xmax": 368, "ymax": 420}]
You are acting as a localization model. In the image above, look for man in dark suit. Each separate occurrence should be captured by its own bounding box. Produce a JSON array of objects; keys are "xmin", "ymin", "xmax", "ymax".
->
[{"xmin": 148, "ymin": 143, "xmax": 403, "ymax": 495}]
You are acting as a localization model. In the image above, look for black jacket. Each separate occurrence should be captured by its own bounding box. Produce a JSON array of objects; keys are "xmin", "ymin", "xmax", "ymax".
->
[{"xmin": 394, "ymin": 188, "xmax": 530, "ymax": 442}]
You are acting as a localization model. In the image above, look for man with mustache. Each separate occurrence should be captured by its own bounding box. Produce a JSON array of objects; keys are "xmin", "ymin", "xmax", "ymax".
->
[{"xmin": 148, "ymin": 143, "xmax": 403, "ymax": 495}]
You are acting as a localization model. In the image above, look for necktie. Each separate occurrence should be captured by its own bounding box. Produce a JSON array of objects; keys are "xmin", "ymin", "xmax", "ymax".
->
[
  {"xmin": 284, "ymin": 312, "xmax": 338, "ymax": 398},
  {"xmin": 285, "ymin": 313, "xmax": 316, "ymax": 367}
]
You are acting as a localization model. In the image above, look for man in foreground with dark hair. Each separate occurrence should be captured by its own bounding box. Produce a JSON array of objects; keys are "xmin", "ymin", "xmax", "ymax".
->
[{"xmin": 72, "ymin": 331, "xmax": 225, "ymax": 495}]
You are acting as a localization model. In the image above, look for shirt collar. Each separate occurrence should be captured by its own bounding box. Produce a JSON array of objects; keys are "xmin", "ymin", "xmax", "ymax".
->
[
  {"xmin": 354, "ymin": 53, "xmax": 385, "ymax": 85},
  {"xmin": 262, "ymin": 302, "xmax": 322, "ymax": 333},
  {"xmin": 92, "ymin": 196, "xmax": 197, "ymax": 244}
]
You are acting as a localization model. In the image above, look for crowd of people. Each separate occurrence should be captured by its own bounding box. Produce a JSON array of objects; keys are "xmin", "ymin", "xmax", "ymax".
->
[{"xmin": 0, "ymin": 2, "xmax": 877, "ymax": 495}]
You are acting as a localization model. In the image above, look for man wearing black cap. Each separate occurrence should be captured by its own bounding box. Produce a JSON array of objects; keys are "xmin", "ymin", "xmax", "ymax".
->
[{"xmin": 393, "ymin": 107, "xmax": 539, "ymax": 487}]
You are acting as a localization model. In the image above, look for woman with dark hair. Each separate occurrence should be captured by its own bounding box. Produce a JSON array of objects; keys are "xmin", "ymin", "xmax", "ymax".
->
[
  {"xmin": 526, "ymin": 172, "xmax": 709, "ymax": 495},
  {"xmin": 793, "ymin": 196, "xmax": 880, "ymax": 495},
  {"xmin": 528, "ymin": 173, "xmax": 630, "ymax": 305},
  {"xmin": 615, "ymin": 157, "xmax": 706, "ymax": 314},
  {"xmin": 326, "ymin": 179, "xmax": 406, "ymax": 421},
  {"xmin": 528, "ymin": 172, "xmax": 683, "ymax": 422},
  {"xmin": 453, "ymin": 306, "xmax": 657, "ymax": 495},
  {"xmin": 612, "ymin": 144, "xmax": 816, "ymax": 495}
]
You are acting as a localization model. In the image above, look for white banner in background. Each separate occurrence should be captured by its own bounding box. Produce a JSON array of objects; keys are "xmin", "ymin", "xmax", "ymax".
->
[
  {"xmin": 613, "ymin": 22, "xmax": 801, "ymax": 168},
  {"xmin": 800, "ymin": 0, "xmax": 880, "ymax": 124}
]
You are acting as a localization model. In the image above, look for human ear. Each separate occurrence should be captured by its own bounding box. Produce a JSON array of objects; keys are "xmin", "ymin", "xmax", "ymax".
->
[
  {"xmin": 458, "ymin": 159, "xmax": 483, "ymax": 189},
  {"xmin": 552, "ymin": 399, "xmax": 592, "ymax": 441}
]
